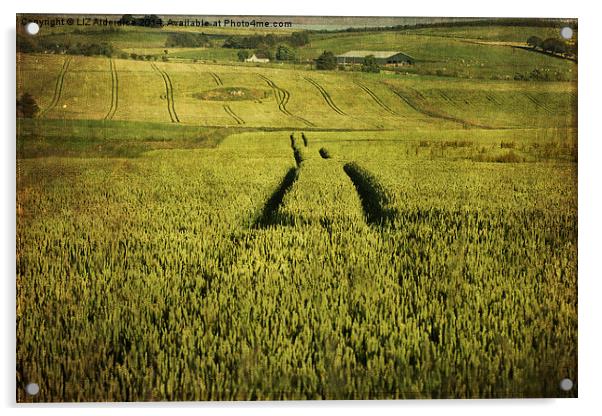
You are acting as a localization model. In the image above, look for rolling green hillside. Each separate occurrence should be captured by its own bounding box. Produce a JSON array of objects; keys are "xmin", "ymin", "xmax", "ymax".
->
[
  {"xmin": 17, "ymin": 53, "xmax": 576, "ymax": 129},
  {"xmin": 300, "ymin": 30, "xmax": 575, "ymax": 80}
]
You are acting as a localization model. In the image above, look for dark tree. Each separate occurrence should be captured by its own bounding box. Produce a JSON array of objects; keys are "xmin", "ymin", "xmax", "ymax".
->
[
  {"xmin": 17, "ymin": 34, "xmax": 38, "ymax": 53},
  {"xmin": 119, "ymin": 14, "xmax": 137, "ymax": 25},
  {"xmin": 568, "ymin": 41, "xmax": 577, "ymax": 56},
  {"xmin": 542, "ymin": 38, "xmax": 567, "ymax": 55},
  {"xmin": 527, "ymin": 36, "xmax": 543, "ymax": 49},
  {"xmin": 361, "ymin": 55, "xmax": 380, "ymax": 73},
  {"xmin": 264, "ymin": 34, "xmax": 277, "ymax": 47},
  {"xmin": 17, "ymin": 93, "xmax": 39, "ymax": 118},
  {"xmin": 222, "ymin": 37, "xmax": 237, "ymax": 49},
  {"xmin": 276, "ymin": 45, "xmax": 295, "ymax": 61},
  {"xmin": 165, "ymin": 33, "xmax": 209, "ymax": 48},
  {"xmin": 237, "ymin": 50, "xmax": 249, "ymax": 62},
  {"xmin": 315, "ymin": 51, "xmax": 337, "ymax": 70},
  {"xmin": 290, "ymin": 32, "xmax": 310, "ymax": 46}
]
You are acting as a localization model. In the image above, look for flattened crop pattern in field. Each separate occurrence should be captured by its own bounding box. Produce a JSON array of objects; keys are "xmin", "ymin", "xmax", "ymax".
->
[
  {"xmin": 39, "ymin": 57, "xmax": 72, "ymax": 118},
  {"xmin": 104, "ymin": 59, "xmax": 119, "ymax": 121},
  {"xmin": 354, "ymin": 81, "xmax": 396, "ymax": 115},
  {"xmin": 343, "ymin": 162, "xmax": 397, "ymax": 226},
  {"xmin": 223, "ymin": 104, "xmax": 244, "ymax": 125},
  {"xmin": 151, "ymin": 63, "xmax": 180, "ymax": 123},
  {"xmin": 303, "ymin": 77, "xmax": 347, "ymax": 116},
  {"xmin": 210, "ymin": 72, "xmax": 223, "ymax": 86},
  {"xmin": 257, "ymin": 74, "xmax": 314, "ymax": 127}
]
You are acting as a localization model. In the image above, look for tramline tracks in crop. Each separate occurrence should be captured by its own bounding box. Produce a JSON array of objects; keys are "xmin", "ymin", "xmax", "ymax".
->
[
  {"xmin": 255, "ymin": 132, "xmax": 400, "ymax": 228},
  {"xmin": 388, "ymin": 86, "xmax": 444, "ymax": 119},
  {"xmin": 343, "ymin": 162, "xmax": 398, "ymax": 227},
  {"xmin": 486, "ymin": 94, "xmax": 502, "ymax": 106},
  {"xmin": 151, "ymin": 63, "xmax": 180, "ymax": 123},
  {"xmin": 438, "ymin": 90, "xmax": 463, "ymax": 109},
  {"xmin": 354, "ymin": 81, "xmax": 397, "ymax": 115},
  {"xmin": 290, "ymin": 133, "xmax": 305, "ymax": 167},
  {"xmin": 190, "ymin": 66, "xmax": 222, "ymax": 87},
  {"xmin": 387, "ymin": 86, "xmax": 494, "ymax": 129},
  {"xmin": 524, "ymin": 92, "xmax": 553, "ymax": 115},
  {"xmin": 256, "ymin": 74, "xmax": 315, "ymax": 127},
  {"xmin": 104, "ymin": 59, "xmax": 119, "ymax": 120},
  {"xmin": 253, "ymin": 133, "xmax": 305, "ymax": 228},
  {"xmin": 39, "ymin": 57, "xmax": 72, "ymax": 118},
  {"xmin": 209, "ymin": 72, "xmax": 223, "ymax": 86},
  {"xmin": 223, "ymin": 104, "xmax": 244, "ymax": 125},
  {"xmin": 303, "ymin": 77, "xmax": 346, "ymax": 116}
]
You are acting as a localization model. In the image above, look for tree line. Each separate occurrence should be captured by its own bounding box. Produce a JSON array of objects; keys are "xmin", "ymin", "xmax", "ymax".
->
[
  {"xmin": 17, "ymin": 34, "xmax": 115, "ymax": 57},
  {"xmin": 232, "ymin": 33, "xmax": 310, "ymax": 62},
  {"xmin": 165, "ymin": 32, "xmax": 210, "ymax": 48},
  {"xmin": 237, "ymin": 44, "xmax": 298, "ymax": 62},
  {"xmin": 314, "ymin": 51, "xmax": 381, "ymax": 73},
  {"xmin": 526, "ymin": 36, "xmax": 577, "ymax": 57},
  {"xmin": 311, "ymin": 18, "xmax": 577, "ymax": 34},
  {"xmin": 223, "ymin": 32, "xmax": 310, "ymax": 49}
]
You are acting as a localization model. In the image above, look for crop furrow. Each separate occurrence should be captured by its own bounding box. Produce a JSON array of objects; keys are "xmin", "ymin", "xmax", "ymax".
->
[
  {"xmin": 343, "ymin": 162, "xmax": 397, "ymax": 226},
  {"xmin": 104, "ymin": 59, "xmax": 119, "ymax": 120},
  {"xmin": 319, "ymin": 147, "xmax": 331, "ymax": 159},
  {"xmin": 254, "ymin": 134, "xmax": 304, "ymax": 227},
  {"xmin": 257, "ymin": 74, "xmax": 315, "ymax": 127},
  {"xmin": 439, "ymin": 91, "xmax": 462, "ymax": 109},
  {"xmin": 209, "ymin": 72, "xmax": 223, "ymax": 86},
  {"xmin": 387, "ymin": 86, "xmax": 494, "ymax": 129},
  {"xmin": 223, "ymin": 104, "xmax": 244, "ymax": 125},
  {"xmin": 303, "ymin": 77, "xmax": 346, "ymax": 116},
  {"xmin": 164, "ymin": 70, "xmax": 180, "ymax": 122},
  {"xmin": 151, "ymin": 63, "xmax": 180, "ymax": 123},
  {"xmin": 39, "ymin": 57, "xmax": 72, "ymax": 117},
  {"xmin": 486, "ymin": 94, "xmax": 501, "ymax": 106},
  {"xmin": 525, "ymin": 92, "xmax": 553, "ymax": 114},
  {"xmin": 354, "ymin": 81, "xmax": 396, "ymax": 115},
  {"xmin": 253, "ymin": 167, "xmax": 299, "ymax": 228}
]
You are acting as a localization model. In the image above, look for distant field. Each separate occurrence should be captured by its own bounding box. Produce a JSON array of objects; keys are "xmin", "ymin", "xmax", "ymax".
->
[
  {"xmin": 17, "ymin": 53, "xmax": 576, "ymax": 129},
  {"xmin": 406, "ymin": 25, "xmax": 572, "ymax": 42},
  {"xmin": 301, "ymin": 30, "xmax": 576, "ymax": 80},
  {"xmin": 35, "ymin": 24, "xmax": 295, "ymax": 37},
  {"xmin": 36, "ymin": 24, "xmax": 577, "ymax": 82},
  {"xmin": 120, "ymin": 47, "xmax": 240, "ymax": 62}
]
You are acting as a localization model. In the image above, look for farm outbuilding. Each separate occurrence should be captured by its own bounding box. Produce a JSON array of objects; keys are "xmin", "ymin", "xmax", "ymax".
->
[
  {"xmin": 336, "ymin": 50, "xmax": 415, "ymax": 66},
  {"xmin": 245, "ymin": 54, "xmax": 270, "ymax": 63}
]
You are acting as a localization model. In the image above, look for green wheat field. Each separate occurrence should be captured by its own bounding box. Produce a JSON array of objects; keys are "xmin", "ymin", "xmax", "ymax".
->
[{"xmin": 16, "ymin": 16, "xmax": 577, "ymax": 401}]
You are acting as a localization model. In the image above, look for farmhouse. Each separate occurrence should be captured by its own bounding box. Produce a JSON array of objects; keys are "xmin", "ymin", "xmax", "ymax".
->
[
  {"xmin": 336, "ymin": 50, "xmax": 415, "ymax": 66},
  {"xmin": 245, "ymin": 54, "xmax": 270, "ymax": 63}
]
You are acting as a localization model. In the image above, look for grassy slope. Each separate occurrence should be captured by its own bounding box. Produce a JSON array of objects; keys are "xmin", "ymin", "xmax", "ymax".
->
[
  {"xmin": 406, "ymin": 26, "xmax": 574, "ymax": 42},
  {"xmin": 300, "ymin": 30, "xmax": 576, "ymax": 80},
  {"xmin": 31, "ymin": 23, "xmax": 577, "ymax": 80},
  {"xmin": 18, "ymin": 53, "xmax": 576, "ymax": 130},
  {"xmin": 16, "ymin": 118, "xmax": 234, "ymax": 158}
]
